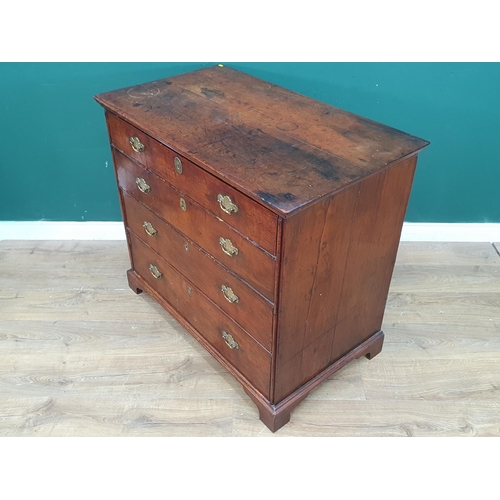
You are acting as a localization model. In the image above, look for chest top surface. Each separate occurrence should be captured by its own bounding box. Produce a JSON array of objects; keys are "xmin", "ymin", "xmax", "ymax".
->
[{"xmin": 94, "ymin": 65, "xmax": 429, "ymax": 216}]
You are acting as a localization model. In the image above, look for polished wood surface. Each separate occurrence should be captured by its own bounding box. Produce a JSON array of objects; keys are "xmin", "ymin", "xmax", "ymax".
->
[
  {"xmin": 107, "ymin": 112, "xmax": 279, "ymax": 254},
  {"xmin": 94, "ymin": 65, "xmax": 429, "ymax": 215},
  {"xmin": 122, "ymin": 192, "xmax": 274, "ymax": 351},
  {"xmin": 1, "ymin": 240, "xmax": 499, "ymax": 436},
  {"xmin": 114, "ymin": 149, "xmax": 277, "ymax": 301}
]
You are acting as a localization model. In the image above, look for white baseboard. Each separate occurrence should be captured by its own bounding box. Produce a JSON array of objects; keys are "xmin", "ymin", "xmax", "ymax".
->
[
  {"xmin": 400, "ymin": 223, "xmax": 500, "ymax": 242},
  {"xmin": 0, "ymin": 221, "xmax": 126, "ymax": 241},
  {"xmin": 0, "ymin": 221, "xmax": 499, "ymax": 243}
]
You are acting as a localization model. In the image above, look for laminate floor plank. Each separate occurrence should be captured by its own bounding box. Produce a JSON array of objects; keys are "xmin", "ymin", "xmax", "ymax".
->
[
  {"xmin": 0, "ymin": 241, "xmax": 130, "ymax": 291},
  {"xmin": 390, "ymin": 265, "xmax": 500, "ymax": 293},
  {"xmin": 383, "ymin": 292, "xmax": 500, "ymax": 324},
  {"xmin": 231, "ymin": 400, "xmax": 500, "ymax": 437},
  {"xmin": 381, "ymin": 322, "xmax": 500, "ymax": 359},
  {"xmin": 0, "ymin": 289, "xmax": 174, "ymax": 322},
  {"xmin": 394, "ymin": 242, "xmax": 499, "ymax": 266},
  {"xmin": 1, "ymin": 240, "xmax": 499, "ymax": 436},
  {"xmin": 0, "ymin": 396, "xmax": 234, "ymax": 437},
  {"xmin": 360, "ymin": 358, "xmax": 500, "ymax": 401},
  {"xmin": 0, "ymin": 320, "xmax": 211, "ymax": 356}
]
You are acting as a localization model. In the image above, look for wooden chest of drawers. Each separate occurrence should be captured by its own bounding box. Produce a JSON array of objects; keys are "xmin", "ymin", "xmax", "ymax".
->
[{"xmin": 94, "ymin": 65, "xmax": 429, "ymax": 431}]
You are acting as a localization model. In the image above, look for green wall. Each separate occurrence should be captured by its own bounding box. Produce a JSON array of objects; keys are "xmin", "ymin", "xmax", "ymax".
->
[{"xmin": 1, "ymin": 63, "xmax": 499, "ymax": 222}]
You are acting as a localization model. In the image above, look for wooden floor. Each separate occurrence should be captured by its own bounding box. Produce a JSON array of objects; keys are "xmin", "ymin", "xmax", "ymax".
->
[{"xmin": 0, "ymin": 240, "xmax": 499, "ymax": 436}]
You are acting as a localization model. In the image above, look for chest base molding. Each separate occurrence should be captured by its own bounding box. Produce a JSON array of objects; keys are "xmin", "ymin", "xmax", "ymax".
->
[{"xmin": 243, "ymin": 331, "xmax": 384, "ymax": 432}]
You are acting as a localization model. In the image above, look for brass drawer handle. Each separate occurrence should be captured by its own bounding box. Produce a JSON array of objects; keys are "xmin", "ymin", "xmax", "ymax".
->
[
  {"xmin": 221, "ymin": 285, "xmax": 239, "ymax": 303},
  {"xmin": 217, "ymin": 194, "xmax": 238, "ymax": 215},
  {"xmin": 149, "ymin": 264, "xmax": 162, "ymax": 279},
  {"xmin": 143, "ymin": 221, "xmax": 157, "ymax": 237},
  {"xmin": 136, "ymin": 177, "xmax": 151, "ymax": 194},
  {"xmin": 219, "ymin": 237, "xmax": 239, "ymax": 257},
  {"xmin": 222, "ymin": 331, "xmax": 239, "ymax": 349},
  {"xmin": 180, "ymin": 198, "xmax": 187, "ymax": 212},
  {"xmin": 129, "ymin": 136, "xmax": 145, "ymax": 153}
]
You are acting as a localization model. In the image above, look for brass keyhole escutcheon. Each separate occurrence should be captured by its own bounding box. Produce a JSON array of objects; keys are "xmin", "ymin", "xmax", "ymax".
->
[
  {"xmin": 174, "ymin": 156, "xmax": 183, "ymax": 174},
  {"xmin": 149, "ymin": 264, "xmax": 162, "ymax": 279},
  {"xmin": 187, "ymin": 286, "xmax": 192, "ymax": 296},
  {"xmin": 219, "ymin": 237, "xmax": 239, "ymax": 257},
  {"xmin": 221, "ymin": 285, "xmax": 239, "ymax": 303},
  {"xmin": 143, "ymin": 221, "xmax": 157, "ymax": 237},
  {"xmin": 136, "ymin": 177, "xmax": 151, "ymax": 194},
  {"xmin": 217, "ymin": 194, "xmax": 238, "ymax": 215},
  {"xmin": 129, "ymin": 136, "xmax": 145, "ymax": 153},
  {"xmin": 222, "ymin": 331, "xmax": 239, "ymax": 349},
  {"xmin": 180, "ymin": 198, "xmax": 187, "ymax": 212},
  {"xmin": 184, "ymin": 242, "xmax": 189, "ymax": 252}
]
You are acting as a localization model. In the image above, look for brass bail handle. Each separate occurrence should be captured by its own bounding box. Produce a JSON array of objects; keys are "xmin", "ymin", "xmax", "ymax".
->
[
  {"xmin": 219, "ymin": 237, "xmax": 239, "ymax": 257},
  {"xmin": 136, "ymin": 177, "xmax": 151, "ymax": 194},
  {"xmin": 221, "ymin": 285, "xmax": 239, "ymax": 303},
  {"xmin": 222, "ymin": 331, "xmax": 239, "ymax": 349},
  {"xmin": 149, "ymin": 264, "xmax": 162, "ymax": 279},
  {"xmin": 143, "ymin": 221, "xmax": 157, "ymax": 237},
  {"xmin": 217, "ymin": 194, "xmax": 238, "ymax": 215},
  {"xmin": 129, "ymin": 136, "xmax": 145, "ymax": 153}
]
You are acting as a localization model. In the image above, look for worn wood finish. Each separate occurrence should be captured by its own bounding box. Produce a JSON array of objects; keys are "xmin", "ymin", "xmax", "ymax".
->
[
  {"xmin": 95, "ymin": 66, "xmax": 429, "ymax": 215},
  {"xmin": 94, "ymin": 66, "xmax": 429, "ymax": 430},
  {"xmin": 273, "ymin": 187, "xmax": 358, "ymax": 401},
  {"xmin": 329, "ymin": 155, "xmax": 417, "ymax": 363},
  {"xmin": 114, "ymin": 150, "xmax": 276, "ymax": 301},
  {"xmin": 272, "ymin": 156, "xmax": 416, "ymax": 403},
  {"xmin": 128, "ymin": 234, "xmax": 272, "ymax": 397},
  {"xmin": 107, "ymin": 112, "xmax": 278, "ymax": 254},
  {"xmin": 122, "ymin": 192, "xmax": 274, "ymax": 351},
  {"xmin": 2, "ymin": 241, "xmax": 500, "ymax": 436}
]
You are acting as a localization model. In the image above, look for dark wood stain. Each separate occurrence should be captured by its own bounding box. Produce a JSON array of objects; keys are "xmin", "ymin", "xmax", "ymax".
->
[
  {"xmin": 201, "ymin": 87, "xmax": 225, "ymax": 99},
  {"xmin": 278, "ymin": 193, "xmax": 295, "ymax": 201}
]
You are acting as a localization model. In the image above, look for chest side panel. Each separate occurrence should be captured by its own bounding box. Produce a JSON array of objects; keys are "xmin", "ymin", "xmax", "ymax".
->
[
  {"xmin": 329, "ymin": 155, "xmax": 417, "ymax": 364},
  {"xmin": 273, "ymin": 155, "xmax": 417, "ymax": 404},
  {"xmin": 273, "ymin": 186, "xmax": 360, "ymax": 403}
]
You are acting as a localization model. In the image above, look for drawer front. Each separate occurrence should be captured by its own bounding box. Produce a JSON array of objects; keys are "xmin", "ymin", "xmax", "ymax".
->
[
  {"xmin": 107, "ymin": 112, "xmax": 278, "ymax": 255},
  {"xmin": 114, "ymin": 149, "xmax": 276, "ymax": 301},
  {"xmin": 124, "ymin": 191, "xmax": 273, "ymax": 351},
  {"xmin": 130, "ymin": 233, "xmax": 271, "ymax": 398}
]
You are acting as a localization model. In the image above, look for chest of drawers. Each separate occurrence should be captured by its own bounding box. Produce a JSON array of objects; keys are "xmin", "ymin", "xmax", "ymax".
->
[{"xmin": 94, "ymin": 65, "xmax": 429, "ymax": 432}]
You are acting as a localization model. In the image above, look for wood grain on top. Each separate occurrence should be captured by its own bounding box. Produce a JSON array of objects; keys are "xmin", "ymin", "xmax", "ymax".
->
[{"xmin": 94, "ymin": 65, "xmax": 429, "ymax": 215}]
